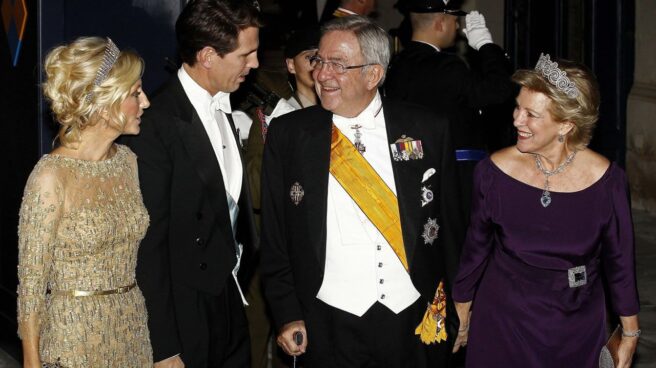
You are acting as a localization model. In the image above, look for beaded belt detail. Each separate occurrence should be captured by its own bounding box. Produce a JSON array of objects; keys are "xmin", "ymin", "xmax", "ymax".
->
[{"xmin": 51, "ymin": 282, "xmax": 136, "ymax": 297}]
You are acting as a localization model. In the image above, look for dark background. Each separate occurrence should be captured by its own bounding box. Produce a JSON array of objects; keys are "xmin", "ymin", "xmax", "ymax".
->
[{"xmin": 0, "ymin": 0, "xmax": 634, "ymax": 361}]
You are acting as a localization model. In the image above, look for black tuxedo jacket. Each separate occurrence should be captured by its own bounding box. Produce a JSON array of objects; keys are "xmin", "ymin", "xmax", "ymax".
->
[
  {"xmin": 260, "ymin": 98, "xmax": 465, "ymax": 338},
  {"xmin": 122, "ymin": 77, "xmax": 257, "ymax": 361},
  {"xmin": 385, "ymin": 42, "xmax": 514, "ymax": 150}
]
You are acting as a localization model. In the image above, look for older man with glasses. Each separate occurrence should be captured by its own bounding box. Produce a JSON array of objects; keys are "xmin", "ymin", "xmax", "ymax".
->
[{"xmin": 260, "ymin": 15, "xmax": 465, "ymax": 368}]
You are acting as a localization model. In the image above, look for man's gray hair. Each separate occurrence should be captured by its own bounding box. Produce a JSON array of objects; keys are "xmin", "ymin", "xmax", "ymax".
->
[{"xmin": 321, "ymin": 15, "xmax": 391, "ymax": 85}]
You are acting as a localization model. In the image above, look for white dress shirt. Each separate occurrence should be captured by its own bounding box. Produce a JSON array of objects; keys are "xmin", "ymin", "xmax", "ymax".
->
[{"xmin": 316, "ymin": 92, "xmax": 420, "ymax": 316}]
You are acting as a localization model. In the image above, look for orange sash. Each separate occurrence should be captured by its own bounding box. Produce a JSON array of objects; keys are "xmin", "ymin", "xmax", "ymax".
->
[{"xmin": 329, "ymin": 125, "xmax": 408, "ymax": 271}]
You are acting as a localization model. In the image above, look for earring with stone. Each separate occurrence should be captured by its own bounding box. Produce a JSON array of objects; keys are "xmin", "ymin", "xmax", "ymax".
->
[{"xmin": 558, "ymin": 134, "xmax": 565, "ymax": 143}]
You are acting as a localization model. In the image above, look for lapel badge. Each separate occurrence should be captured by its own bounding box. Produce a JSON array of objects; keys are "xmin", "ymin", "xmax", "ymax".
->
[
  {"xmin": 290, "ymin": 182, "xmax": 304, "ymax": 206},
  {"xmin": 390, "ymin": 135, "xmax": 424, "ymax": 161},
  {"xmin": 421, "ymin": 186, "xmax": 434, "ymax": 207},
  {"xmin": 422, "ymin": 168, "xmax": 436, "ymax": 183},
  {"xmin": 422, "ymin": 218, "xmax": 440, "ymax": 245}
]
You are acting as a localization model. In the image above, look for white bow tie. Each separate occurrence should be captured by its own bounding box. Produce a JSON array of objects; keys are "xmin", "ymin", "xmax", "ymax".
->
[{"xmin": 210, "ymin": 92, "xmax": 232, "ymax": 114}]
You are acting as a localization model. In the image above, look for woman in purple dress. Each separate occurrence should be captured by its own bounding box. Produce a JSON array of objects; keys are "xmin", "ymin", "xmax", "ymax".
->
[{"xmin": 451, "ymin": 55, "xmax": 640, "ymax": 367}]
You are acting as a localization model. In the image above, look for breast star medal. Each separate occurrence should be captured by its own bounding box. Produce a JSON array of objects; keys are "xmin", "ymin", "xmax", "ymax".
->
[{"xmin": 422, "ymin": 218, "xmax": 439, "ymax": 245}]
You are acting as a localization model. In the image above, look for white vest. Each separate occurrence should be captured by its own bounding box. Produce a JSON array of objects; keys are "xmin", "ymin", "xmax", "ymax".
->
[{"xmin": 316, "ymin": 93, "xmax": 420, "ymax": 317}]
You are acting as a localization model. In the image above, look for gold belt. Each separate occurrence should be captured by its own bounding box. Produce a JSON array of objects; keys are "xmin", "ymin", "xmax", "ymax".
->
[{"xmin": 51, "ymin": 282, "xmax": 136, "ymax": 297}]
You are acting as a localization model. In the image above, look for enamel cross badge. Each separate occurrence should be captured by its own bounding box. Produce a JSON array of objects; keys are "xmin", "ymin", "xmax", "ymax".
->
[{"xmin": 290, "ymin": 182, "xmax": 304, "ymax": 206}]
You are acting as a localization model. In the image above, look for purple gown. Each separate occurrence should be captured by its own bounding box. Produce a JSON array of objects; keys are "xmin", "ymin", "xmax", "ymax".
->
[{"xmin": 452, "ymin": 158, "xmax": 639, "ymax": 367}]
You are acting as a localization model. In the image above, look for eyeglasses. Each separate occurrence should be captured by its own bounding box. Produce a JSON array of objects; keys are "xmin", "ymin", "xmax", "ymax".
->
[{"xmin": 308, "ymin": 55, "xmax": 377, "ymax": 74}]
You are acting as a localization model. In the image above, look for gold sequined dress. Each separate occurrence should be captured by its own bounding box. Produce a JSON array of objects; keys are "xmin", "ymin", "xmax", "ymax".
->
[{"xmin": 17, "ymin": 144, "xmax": 152, "ymax": 367}]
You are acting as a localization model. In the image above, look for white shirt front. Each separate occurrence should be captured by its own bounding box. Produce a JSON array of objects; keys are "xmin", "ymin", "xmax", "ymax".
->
[
  {"xmin": 264, "ymin": 97, "xmax": 300, "ymax": 125},
  {"xmin": 316, "ymin": 92, "xmax": 420, "ymax": 316},
  {"xmin": 232, "ymin": 110, "xmax": 253, "ymax": 142}
]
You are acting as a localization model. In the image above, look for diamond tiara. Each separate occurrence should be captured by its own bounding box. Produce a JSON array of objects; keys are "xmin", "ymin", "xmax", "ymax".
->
[
  {"xmin": 85, "ymin": 38, "xmax": 120, "ymax": 103},
  {"xmin": 534, "ymin": 53, "xmax": 580, "ymax": 99}
]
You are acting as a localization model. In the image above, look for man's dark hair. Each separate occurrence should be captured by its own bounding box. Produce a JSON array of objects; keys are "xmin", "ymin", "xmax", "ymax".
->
[{"xmin": 176, "ymin": 0, "xmax": 263, "ymax": 65}]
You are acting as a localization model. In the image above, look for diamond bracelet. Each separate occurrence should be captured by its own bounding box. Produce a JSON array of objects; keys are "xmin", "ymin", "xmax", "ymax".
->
[{"xmin": 621, "ymin": 328, "xmax": 642, "ymax": 338}]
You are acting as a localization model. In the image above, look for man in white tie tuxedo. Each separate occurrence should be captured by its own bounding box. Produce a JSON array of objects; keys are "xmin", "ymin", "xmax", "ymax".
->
[
  {"xmin": 123, "ymin": 1, "xmax": 261, "ymax": 367},
  {"xmin": 261, "ymin": 15, "xmax": 465, "ymax": 368}
]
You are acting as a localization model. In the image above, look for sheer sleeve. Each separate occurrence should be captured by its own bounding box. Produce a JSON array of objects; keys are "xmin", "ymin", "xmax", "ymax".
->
[
  {"xmin": 601, "ymin": 166, "xmax": 639, "ymax": 316},
  {"xmin": 17, "ymin": 161, "xmax": 64, "ymax": 337},
  {"xmin": 452, "ymin": 159, "xmax": 497, "ymax": 302}
]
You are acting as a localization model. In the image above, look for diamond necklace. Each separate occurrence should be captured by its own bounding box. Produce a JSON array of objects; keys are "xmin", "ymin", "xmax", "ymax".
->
[{"xmin": 534, "ymin": 151, "xmax": 577, "ymax": 207}]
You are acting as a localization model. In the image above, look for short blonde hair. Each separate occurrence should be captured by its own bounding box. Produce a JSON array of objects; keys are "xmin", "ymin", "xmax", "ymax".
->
[
  {"xmin": 43, "ymin": 37, "xmax": 144, "ymax": 147},
  {"xmin": 512, "ymin": 59, "xmax": 600, "ymax": 149}
]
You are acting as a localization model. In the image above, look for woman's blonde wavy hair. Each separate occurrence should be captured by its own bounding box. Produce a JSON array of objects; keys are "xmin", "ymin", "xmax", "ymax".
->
[
  {"xmin": 43, "ymin": 37, "xmax": 144, "ymax": 147},
  {"xmin": 512, "ymin": 59, "xmax": 600, "ymax": 150}
]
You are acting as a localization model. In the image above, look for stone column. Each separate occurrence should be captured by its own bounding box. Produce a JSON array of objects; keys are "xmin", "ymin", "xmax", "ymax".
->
[{"xmin": 627, "ymin": 0, "xmax": 656, "ymax": 214}]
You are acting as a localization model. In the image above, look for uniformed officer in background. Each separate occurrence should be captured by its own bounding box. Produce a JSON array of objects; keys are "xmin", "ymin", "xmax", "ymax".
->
[{"xmin": 385, "ymin": 0, "xmax": 514, "ymax": 219}]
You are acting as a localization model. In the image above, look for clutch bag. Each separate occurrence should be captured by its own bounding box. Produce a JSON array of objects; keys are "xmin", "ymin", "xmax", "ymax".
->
[{"xmin": 599, "ymin": 325, "xmax": 621, "ymax": 368}]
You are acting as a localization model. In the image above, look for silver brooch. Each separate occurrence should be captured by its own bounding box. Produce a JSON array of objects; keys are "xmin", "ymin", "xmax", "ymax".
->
[
  {"xmin": 422, "ymin": 218, "xmax": 439, "ymax": 245},
  {"xmin": 420, "ymin": 186, "xmax": 434, "ymax": 207},
  {"xmin": 290, "ymin": 182, "xmax": 304, "ymax": 206}
]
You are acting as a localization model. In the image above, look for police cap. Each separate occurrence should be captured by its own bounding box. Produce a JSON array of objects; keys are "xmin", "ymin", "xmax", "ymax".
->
[{"xmin": 398, "ymin": 0, "xmax": 468, "ymax": 16}]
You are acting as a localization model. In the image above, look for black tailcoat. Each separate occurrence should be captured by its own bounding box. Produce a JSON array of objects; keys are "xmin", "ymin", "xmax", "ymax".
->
[
  {"xmin": 260, "ymin": 99, "xmax": 465, "ymax": 351},
  {"xmin": 122, "ymin": 77, "xmax": 257, "ymax": 361}
]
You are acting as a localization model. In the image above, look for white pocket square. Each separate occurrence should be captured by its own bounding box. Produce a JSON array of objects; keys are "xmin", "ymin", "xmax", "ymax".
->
[{"xmin": 422, "ymin": 168, "xmax": 436, "ymax": 183}]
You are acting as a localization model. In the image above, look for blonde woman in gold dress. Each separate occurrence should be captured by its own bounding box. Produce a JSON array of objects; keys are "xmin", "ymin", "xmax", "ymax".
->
[{"xmin": 17, "ymin": 37, "xmax": 152, "ymax": 367}]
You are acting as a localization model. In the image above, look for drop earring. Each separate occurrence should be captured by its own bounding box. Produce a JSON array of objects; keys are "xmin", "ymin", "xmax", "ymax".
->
[{"xmin": 558, "ymin": 134, "xmax": 565, "ymax": 143}]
